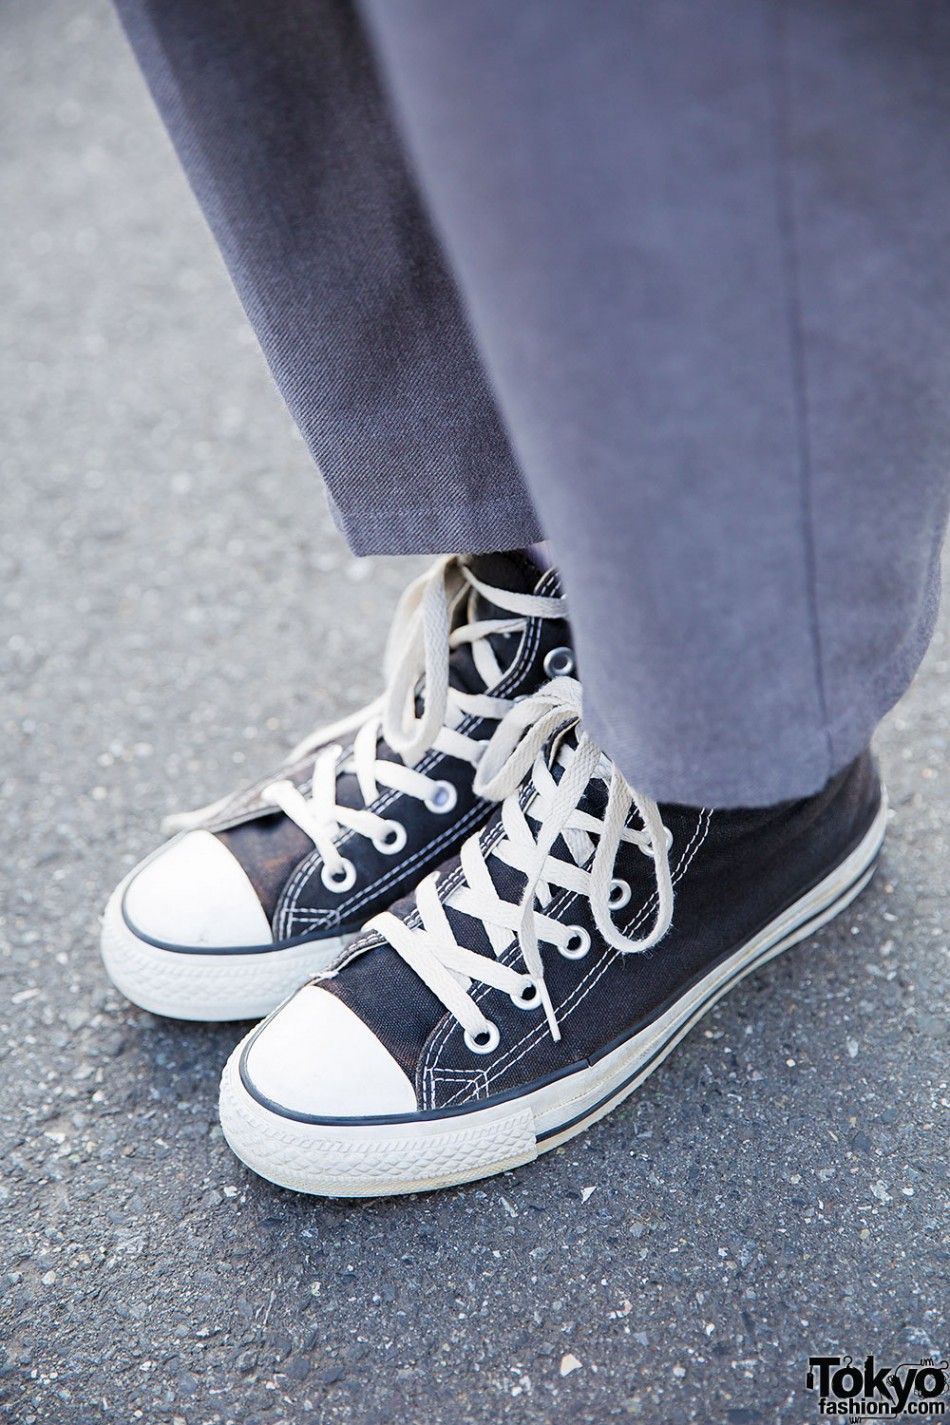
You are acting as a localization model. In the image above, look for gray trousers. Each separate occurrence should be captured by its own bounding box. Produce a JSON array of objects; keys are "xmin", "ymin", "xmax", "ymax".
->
[{"xmin": 114, "ymin": 0, "xmax": 950, "ymax": 807}]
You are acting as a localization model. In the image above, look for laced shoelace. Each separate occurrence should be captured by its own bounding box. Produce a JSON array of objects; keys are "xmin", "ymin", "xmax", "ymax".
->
[
  {"xmin": 365, "ymin": 677, "xmax": 674, "ymax": 1047},
  {"xmin": 172, "ymin": 556, "xmax": 565, "ymax": 891}
]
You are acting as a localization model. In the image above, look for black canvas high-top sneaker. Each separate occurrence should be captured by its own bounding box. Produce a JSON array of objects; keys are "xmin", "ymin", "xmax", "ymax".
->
[
  {"xmin": 101, "ymin": 553, "xmax": 571, "ymax": 1020},
  {"xmin": 218, "ymin": 678, "xmax": 886, "ymax": 1198}
]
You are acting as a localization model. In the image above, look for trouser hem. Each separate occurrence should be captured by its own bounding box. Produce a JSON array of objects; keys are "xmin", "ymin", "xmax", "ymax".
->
[
  {"xmin": 582, "ymin": 592, "xmax": 939, "ymax": 810},
  {"xmin": 328, "ymin": 489, "xmax": 544, "ymax": 558}
]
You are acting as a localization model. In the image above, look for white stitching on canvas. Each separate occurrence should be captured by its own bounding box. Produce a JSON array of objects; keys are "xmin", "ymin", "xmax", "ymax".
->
[{"xmin": 427, "ymin": 808, "xmax": 712, "ymax": 1107}]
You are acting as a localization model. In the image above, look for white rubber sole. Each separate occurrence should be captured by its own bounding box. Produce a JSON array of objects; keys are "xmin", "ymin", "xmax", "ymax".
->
[
  {"xmin": 219, "ymin": 797, "xmax": 888, "ymax": 1197},
  {"xmin": 100, "ymin": 876, "xmax": 350, "ymax": 1022}
]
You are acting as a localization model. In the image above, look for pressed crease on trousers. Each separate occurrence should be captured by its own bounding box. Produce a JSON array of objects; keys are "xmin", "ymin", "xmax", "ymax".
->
[{"xmin": 113, "ymin": 0, "xmax": 950, "ymax": 809}]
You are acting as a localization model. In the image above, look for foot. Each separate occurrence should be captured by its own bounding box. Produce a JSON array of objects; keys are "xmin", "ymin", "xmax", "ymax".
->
[
  {"xmin": 218, "ymin": 679, "xmax": 886, "ymax": 1197},
  {"xmin": 101, "ymin": 552, "xmax": 570, "ymax": 1020}
]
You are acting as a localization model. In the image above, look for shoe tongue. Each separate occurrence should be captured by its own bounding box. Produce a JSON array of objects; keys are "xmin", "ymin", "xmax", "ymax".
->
[
  {"xmin": 331, "ymin": 551, "xmax": 553, "ymax": 812},
  {"xmin": 465, "ymin": 548, "xmax": 543, "ymax": 599},
  {"xmin": 446, "ymin": 550, "xmax": 548, "ymax": 699}
]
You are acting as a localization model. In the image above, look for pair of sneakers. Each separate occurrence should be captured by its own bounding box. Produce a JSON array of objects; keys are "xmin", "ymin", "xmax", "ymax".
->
[{"xmin": 101, "ymin": 551, "xmax": 886, "ymax": 1198}]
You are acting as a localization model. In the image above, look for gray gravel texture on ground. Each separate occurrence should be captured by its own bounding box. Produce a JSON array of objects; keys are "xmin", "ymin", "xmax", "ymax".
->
[{"xmin": 1, "ymin": 4, "xmax": 948, "ymax": 1423}]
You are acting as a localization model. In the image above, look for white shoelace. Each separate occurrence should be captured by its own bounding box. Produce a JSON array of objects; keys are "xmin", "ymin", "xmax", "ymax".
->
[
  {"xmin": 366, "ymin": 677, "xmax": 674, "ymax": 1047},
  {"xmin": 221, "ymin": 556, "xmax": 565, "ymax": 890}
]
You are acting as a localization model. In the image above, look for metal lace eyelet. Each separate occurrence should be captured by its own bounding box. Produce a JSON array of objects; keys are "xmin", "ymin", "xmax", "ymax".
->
[
  {"xmin": 463, "ymin": 1021, "xmax": 501, "ymax": 1055},
  {"xmin": 608, "ymin": 878, "xmax": 631, "ymax": 910},
  {"xmin": 543, "ymin": 646, "xmax": 575, "ymax": 679},
  {"xmin": 372, "ymin": 820, "xmax": 407, "ymax": 855},
  {"xmin": 510, "ymin": 980, "xmax": 542, "ymax": 1012},
  {"xmin": 639, "ymin": 825, "xmax": 674, "ymax": 858},
  {"xmin": 559, "ymin": 926, "xmax": 591, "ymax": 960},
  {"xmin": 424, "ymin": 780, "xmax": 457, "ymax": 814},
  {"xmin": 320, "ymin": 857, "xmax": 357, "ymax": 893}
]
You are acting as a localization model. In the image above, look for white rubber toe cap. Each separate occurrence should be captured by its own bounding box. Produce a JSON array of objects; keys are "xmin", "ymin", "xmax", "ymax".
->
[
  {"xmin": 123, "ymin": 829, "xmax": 273, "ymax": 949},
  {"xmin": 242, "ymin": 985, "xmax": 417, "ymax": 1118}
]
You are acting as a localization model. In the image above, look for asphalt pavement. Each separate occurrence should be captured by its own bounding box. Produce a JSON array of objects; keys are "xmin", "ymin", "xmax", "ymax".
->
[{"xmin": 1, "ymin": 4, "xmax": 948, "ymax": 1422}]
